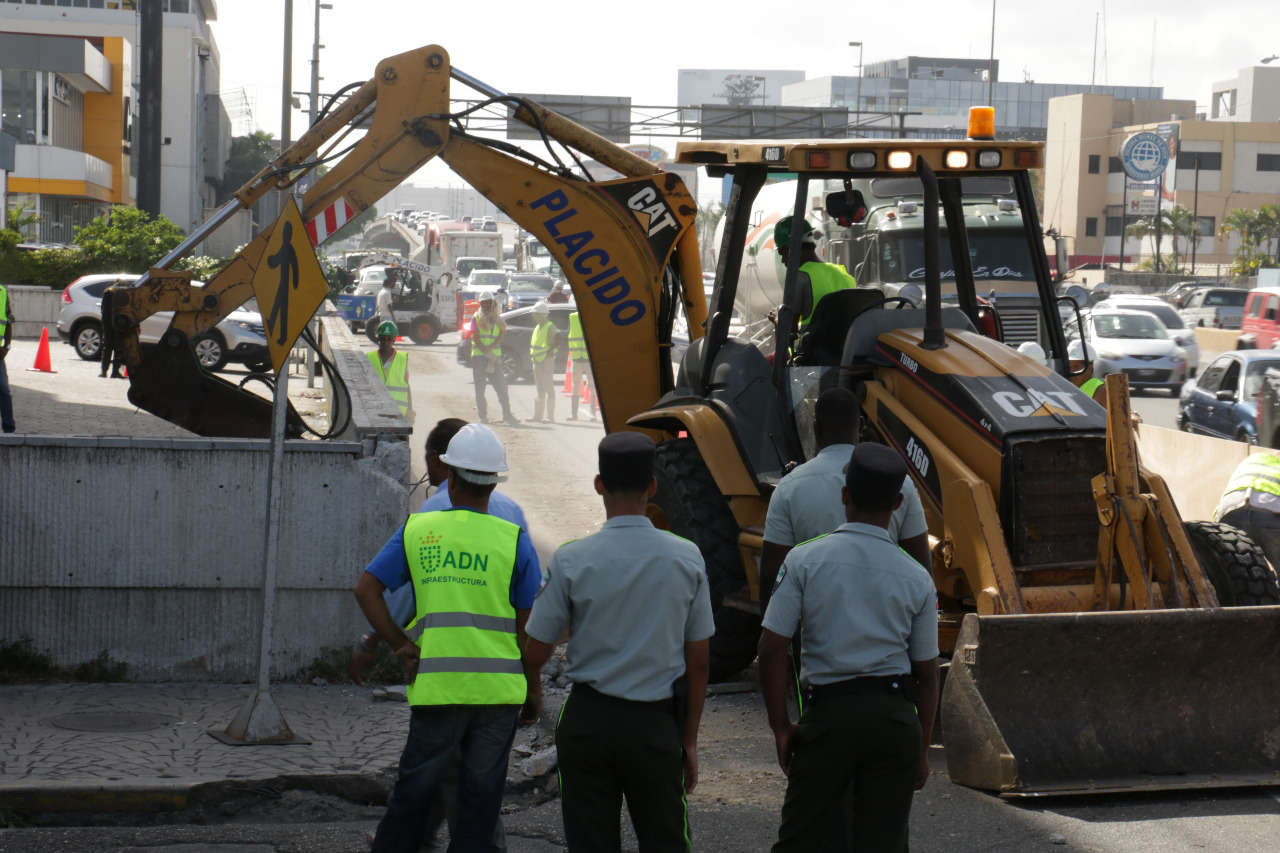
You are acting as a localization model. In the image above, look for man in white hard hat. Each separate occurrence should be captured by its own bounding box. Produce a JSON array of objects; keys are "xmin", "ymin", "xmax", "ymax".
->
[
  {"xmin": 527, "ymin": 302, "xmax": 564, "ymax": 424},
  {"xmin": 355, "ymin": 423, "xmax": 542, "ymax": 852},
  {"xmin": 1067, "ymin": 339, "xmax": 1104, "ymax": 403}
]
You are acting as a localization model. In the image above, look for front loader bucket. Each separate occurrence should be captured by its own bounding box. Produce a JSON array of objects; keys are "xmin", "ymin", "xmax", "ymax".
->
[{"xmin": 942, "ymin": 608, "xmax": 1280, "ymax": 796}]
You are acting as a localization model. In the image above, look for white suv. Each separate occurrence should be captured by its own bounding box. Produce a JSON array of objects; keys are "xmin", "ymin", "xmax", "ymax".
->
[{"xmin": 56, "ymin": 273, "xmax": 270, "ymax": 372}]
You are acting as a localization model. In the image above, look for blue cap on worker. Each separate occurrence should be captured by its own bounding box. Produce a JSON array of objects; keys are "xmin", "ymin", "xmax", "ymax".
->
[
  {"xmin": 598, "ymin": 431, "xmax": 656, "ymax": 491},
  {"xmin": 843, "ymin": 442, "xmax": 907, "ymax": 503}
]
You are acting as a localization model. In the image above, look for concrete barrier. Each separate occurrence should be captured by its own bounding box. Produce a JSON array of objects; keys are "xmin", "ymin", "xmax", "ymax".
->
[
  {"xmin": 1195, "ymin": 327, "xmax": 1242, "ymax": 363},
  {"xmin": 3, "ymin": 283, "xmax": 63, "ymax": 339},
  {"xmin": 0, "ymin": 434, "xmax": 410, "ymax": 681}
]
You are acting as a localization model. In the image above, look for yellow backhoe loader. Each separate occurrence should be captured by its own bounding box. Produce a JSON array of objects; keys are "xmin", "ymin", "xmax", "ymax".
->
[{"xmin": 101, "ymin": 49, "xmax": 1280, "ymax": 797}]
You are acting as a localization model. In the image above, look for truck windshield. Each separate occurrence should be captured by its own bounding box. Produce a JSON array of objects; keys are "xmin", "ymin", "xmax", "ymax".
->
[{"xmin": 878, "ymin": 229, "xmax": 1036, "ymax": 284}]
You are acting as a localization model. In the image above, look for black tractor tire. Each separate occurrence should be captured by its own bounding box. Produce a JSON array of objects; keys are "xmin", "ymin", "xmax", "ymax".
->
[
  {"xmin": 407, "ymin": 314, "xmax": 440, "ymax": 346},
  {"xmin": 649, "ymin": 438, "xmax": 761, "ymax": 681},
  {"xmin": 365, "ymin": 319, "xmax": 382, "ymax": 343},
  {"xmin": 1185, "ymin": 520, "xmax": 1280, "ymax": 606},
  {"xmin": 191, "ymin": 332, "xmax": 228, "ymax": 372},
  {"xmin": 72, "ymin": 320, "xmax": 103, "ymax": 360}
]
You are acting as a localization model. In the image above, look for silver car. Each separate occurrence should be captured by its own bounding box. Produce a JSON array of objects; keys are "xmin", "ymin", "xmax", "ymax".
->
[
  {"xmin": 1085, "ymin": 307, "xmax": 1189, "ymax": 395},
  {"xmin": 56, "ymin": 273, "xmax": 269, "ymax": 372},
  {"xmin": 1099, "ymin": 294, "xmax": 1200, "ymax": 375}
]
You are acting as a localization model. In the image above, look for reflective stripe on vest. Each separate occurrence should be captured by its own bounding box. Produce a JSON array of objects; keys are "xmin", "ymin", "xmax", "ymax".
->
[
  {"xmin": 368, "ymin": 349, "xmax": 410, "ymax": 417},
  {"xmin": 530, "ymin": 320, "xmax": 556, "ymax": 364},
  {"xmin": 1081, "ymin": 378, "xmax": 1104, "ymax": 399},
  {"xmin": 1222, "ymin": 454, "xmax": 1280, "ymax": 501},
  {"xmin": 471, "ymin": 316, "xmax": 503, "ymax": 358},
  {"xmin": 403, "ymin": 510, "xmax": 524, "ymax": 706},
  {"xmin": 0, "ymin": 285, "xmax": 9, "ymax": 332},
  {"xmin": 567, "ymin": 312, "xmax": 587, "ymax": 361},
  {"xmin": 799, "ymin": 262, "xmax": 855, "ymax": 328}
]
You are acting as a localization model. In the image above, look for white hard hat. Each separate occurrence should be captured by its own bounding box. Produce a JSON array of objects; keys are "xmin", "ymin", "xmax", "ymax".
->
[
  {"xmin": 1067, "ymin": 339, "xmax": 1098, "ymax": 361},
  {"xmin": 440, "ymin": 424, "xmax": 509, "ymax": 484},
  {"xmin": 532, "ymin": 301, "xmax": 550, "ymax": 315},
  {"xmin": 1016, "ymin": 341, "xmax": 1046, "ymax": 360}
]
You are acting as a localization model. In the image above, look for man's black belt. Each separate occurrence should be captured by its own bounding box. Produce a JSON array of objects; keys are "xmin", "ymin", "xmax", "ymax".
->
[
  {"xmin": 571, "ymin": 682, "xmax": 672, "ymax": 712},
  {"xmin": 806, "ymin": 674, "xmax": 918, "ymax": 704}
]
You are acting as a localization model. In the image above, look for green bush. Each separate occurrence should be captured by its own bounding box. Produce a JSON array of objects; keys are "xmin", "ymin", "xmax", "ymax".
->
[{"xmin": 0, "ymin": 636, "xmax": 128, "ymax": 684}]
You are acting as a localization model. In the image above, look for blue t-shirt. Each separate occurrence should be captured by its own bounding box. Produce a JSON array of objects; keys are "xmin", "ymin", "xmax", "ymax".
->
[
  {"xmin": 419, "ymin": 481, "xmax": 527, "ymax": 528},
  {"xmin": 365, "ymin": 505, "xmax": 541, "ymax": 616}
]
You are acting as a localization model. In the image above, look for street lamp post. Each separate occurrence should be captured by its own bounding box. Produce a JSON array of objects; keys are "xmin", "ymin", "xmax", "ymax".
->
[
  {"xmin": 849, "ymin": 41, "xmax": 864, "ymax": 136},
  {"xmin": 310, "ymin": 2, "xmax": 333, "ymax": 127}
]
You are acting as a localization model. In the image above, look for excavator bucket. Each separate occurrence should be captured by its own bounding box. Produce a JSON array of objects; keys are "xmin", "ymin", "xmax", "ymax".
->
[{"xmin": 942, "ymin": 608, "xmax": 1280, "ymax": 796}]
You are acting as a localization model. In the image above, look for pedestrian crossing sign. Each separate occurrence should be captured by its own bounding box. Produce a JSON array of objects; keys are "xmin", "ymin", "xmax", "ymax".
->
[{"xmin": 251, "ymin": 198, "xmax": 329, "ymax": 374}]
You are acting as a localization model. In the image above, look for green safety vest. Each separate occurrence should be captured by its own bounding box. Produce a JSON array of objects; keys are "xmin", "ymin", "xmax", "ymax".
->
[
  {"xmin": 0, "ymin": 284, "xmax": 10, "ymax": 337},
  {"xmin": 471, "ymin": 316, "xmax": 503, "ymax": 358},
  {"xmin": 1218, "ymin": 455, "xmax": 1280, "ymax": 517},
  {"xmin": 567, "ymin": 312, "xmax": 588, "ymax": 361},
  {"xmin": 403, "ymin": 510, "xmax": 525, "ymax": 706},
  {"xmin": 368, "ymin": 349, "xmax": 410, "ymax": 417},
  {"xmin": 1081, "ymin": 378, "xmax": 1104, "ymax": 399},
  {"xmin": 530, "ymin": 320, "xmax": 557, "ymax": 364},
  {"xmin": 798, "ymin": 262, "xmax": 855, "ymax": 328}
]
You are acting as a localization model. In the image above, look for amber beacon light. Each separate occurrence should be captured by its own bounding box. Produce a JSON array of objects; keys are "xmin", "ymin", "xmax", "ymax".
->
[{"xmin": 968, "ymin": 106, "xmax": 996, "ymax": 140}]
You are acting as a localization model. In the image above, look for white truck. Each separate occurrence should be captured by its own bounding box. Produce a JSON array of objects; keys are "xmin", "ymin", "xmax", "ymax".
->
[
  {"xmin": 439, "ymin": 231, "xmax": 503, "ymax": 276},
  {"xmin": 338, "ymin": 251, "xmax": 462, "ymax": 344}
]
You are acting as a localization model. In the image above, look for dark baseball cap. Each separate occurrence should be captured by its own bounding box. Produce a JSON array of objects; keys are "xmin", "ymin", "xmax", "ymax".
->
[
  {"xmin": 598, "ymin": 431, "xmax": 656, "ymax": 490},
  {"xmin": 843, "ymin": 443, "xmax": 907, "ymax": 503}
]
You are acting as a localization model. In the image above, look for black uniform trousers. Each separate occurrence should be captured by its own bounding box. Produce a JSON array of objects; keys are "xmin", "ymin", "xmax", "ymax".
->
[
  {"xmin": 556, "ymin": 685, "xmax": 690, "ymax": 853},
  {"xmin": 772, "ymin": 690, "xmax": 921, "ymax": 853}
]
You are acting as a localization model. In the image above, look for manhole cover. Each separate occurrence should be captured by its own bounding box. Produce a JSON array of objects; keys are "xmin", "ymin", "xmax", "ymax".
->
[{"xmin": 46, "ymin": 711, "xmax": 175, "ymax": 732}]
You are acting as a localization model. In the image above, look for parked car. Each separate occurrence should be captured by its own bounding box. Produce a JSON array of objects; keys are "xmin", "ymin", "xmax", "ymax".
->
[
  {"xmin": 1238, "ymin": 287, "xmax": 1280, "ymax": 350},
  {"xmin": 500, "ymin": 273, "xmax": 556, "ymax": 311},
  {"xmin": 1161, "ymin": 280, "xmax": 1205, "ymax": 309},
  {"xmin": 456, "ymin": 302, "xmax": 574, "ymax": 383},
  {"xmin": 1097, "ymin": 294, "xmax": 1200, "ymax": 374},
  {"xmin": 1178, "ymin": 350, "xmax": 1280, "ymax": 443},
  {"xmin": 1180, "ymin": 287, "xmax": 1247, "ymax": 329},
  {"xmin": 1080, "ymin": 306, "xmax": 1189, "ymax": 394},
  {"xmin": 56, "ymin": 273, "xmax": 269, "ymax": 372}
]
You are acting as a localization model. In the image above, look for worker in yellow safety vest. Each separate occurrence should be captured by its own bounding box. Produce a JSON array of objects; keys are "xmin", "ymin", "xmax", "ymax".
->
[
  {"xmin": 566, "ymin": 310, "xmax": 596, "ymax": 422},
  {"xmin": 767, "ymin": 215, "xmax": 856, "ymax": 335},
  {"xmin": 1215, "ymin": 454, "xmax": 1280, "ymax": 580},
  {"xmin": 368, "ymin": 320, "xmax": 412, "ymax": 420},
  {"xmin": 527, "ymin": 302, "xmax": 565, "ymax": 424},
  {"xmin": 354, "ymin": 424, "xmax": 543, "ymax": 851}
]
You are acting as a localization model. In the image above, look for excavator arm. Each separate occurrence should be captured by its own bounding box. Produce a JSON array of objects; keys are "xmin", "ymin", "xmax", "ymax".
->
[{"xmin": 104, "ymin": 45, "xmax": 703, "ymax": 438}]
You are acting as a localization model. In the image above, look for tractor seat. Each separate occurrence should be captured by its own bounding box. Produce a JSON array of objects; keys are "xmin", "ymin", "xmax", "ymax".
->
[
  {"xmin": 842, "ymin": 307, "xmax": 977, "ymax": 365},
  {"xmin": 792, "ymin": 288, "xmax": 884, "ymax": 365}
]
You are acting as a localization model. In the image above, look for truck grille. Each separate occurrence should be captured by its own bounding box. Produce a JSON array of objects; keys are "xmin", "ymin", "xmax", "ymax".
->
[
  {"xmin": 1002, "ymin": 434, "xmax": 1107, "ymax": 571},
  {"xmin": 1000, "ymin": 308, "xmax": 1040, "ymax": 345}
]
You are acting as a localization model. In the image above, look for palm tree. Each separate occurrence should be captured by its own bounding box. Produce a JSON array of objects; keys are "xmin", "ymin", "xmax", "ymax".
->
[
  {"xmin": 1220, "ymin": 207, "xmax": 1274, "ymax": 279},
  {"xmin": 1161, "ymin": 205, "xmax": 1199, "ymax": 273},
  {"xmin": 1124, "ymin": 216, "xmax": 1155, "ymax": 263}
]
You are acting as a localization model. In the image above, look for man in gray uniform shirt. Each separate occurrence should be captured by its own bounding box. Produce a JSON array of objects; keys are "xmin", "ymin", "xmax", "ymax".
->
[
  {"xmin": 524, "ymin": 431, "xmax": 715, "ymax": 853},
  {"xmin": 760, "ymin": 442, "xmax": 940, "ymax": 852},
  {"xmin": 761, "ymin": 387, "xmax": 930, "ymax": 617}
]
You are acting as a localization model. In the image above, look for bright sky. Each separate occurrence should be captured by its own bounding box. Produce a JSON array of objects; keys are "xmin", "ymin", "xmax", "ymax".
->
[{"xmin": 211, "ymin": 0, "xmax": 1274, "ymax": 189}]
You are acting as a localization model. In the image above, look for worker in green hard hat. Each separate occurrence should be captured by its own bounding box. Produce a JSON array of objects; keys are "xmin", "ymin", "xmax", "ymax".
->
[
  {"xmin": 768, "ymin": 214, "xmax": 856, "ymax": 338},
  {"xmin": 369, "ymin": 320, "xmax": 412, "ymax": 420}
]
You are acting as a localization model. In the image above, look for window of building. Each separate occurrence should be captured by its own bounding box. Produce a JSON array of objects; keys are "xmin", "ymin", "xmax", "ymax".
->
[
  {"xmin": 1087, "ymin": 154, "xmax": 1100, "ymax": 174},
  {"xmin": 1258, "ymin": 153, "xmax": 1280, "ymax": 172},
  {"xmin": 1, "ymin": 70, "xmax": 40, "ymax": 144},
  {"xmin": 1085, "ymin": 217, "xmax": 1098, "ymax": 237},
  {"xmin": 1108, "ymin": 156, "xmax": 1123, "ymax": 173},
  {"xmin": 1176, "ymin": 150, "xmax": 1221, "ymax": 170},
  {"xmin": 1105, "ymin": 216, "xmax": 1124, "ymax": 237},
  {"xmin": 1196, "ymin": 216, "xmax": 1216, "ymax": 238}
]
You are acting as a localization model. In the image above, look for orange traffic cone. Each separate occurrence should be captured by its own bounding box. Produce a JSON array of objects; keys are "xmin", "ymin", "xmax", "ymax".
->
[
  {"xmin": 27, "ymin": 327, "xmax": 56, "ymax": 374},
  {"xmin": 580, "ymin": 376, "xmax": 591, "ymax": 404},
  {"xmin": 563, "ymin": 357, "xmax": 574, "ymax": 394}
]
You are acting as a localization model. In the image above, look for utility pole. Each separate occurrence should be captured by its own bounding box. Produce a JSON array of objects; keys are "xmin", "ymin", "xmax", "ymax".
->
[
  {"xmin": 309, "ymin": 2, "xmax": 333, "ymax": 127},
  {"xmin": 281, "ymin": 0, "xmax": 293, "ymax": 150},
  {"xmin": 987, "ymin": 0, "xmax": 997, "ymax": 105},
  {"xmin": 849, "ymin": 41, "xmax": 864, "ymax": 136},
  {"xmin": 137, "ymin": 0, "xmax": 163, "ymax": 218}
]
